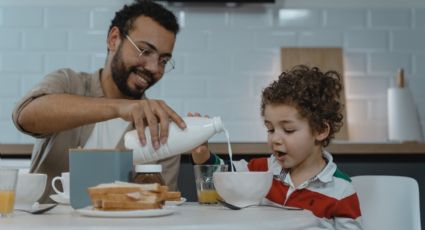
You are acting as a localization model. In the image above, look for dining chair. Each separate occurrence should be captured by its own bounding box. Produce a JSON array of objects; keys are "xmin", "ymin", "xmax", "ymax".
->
[{"xmin": 351, "ymin": 175, "xmax": 421, "ymax": 230}]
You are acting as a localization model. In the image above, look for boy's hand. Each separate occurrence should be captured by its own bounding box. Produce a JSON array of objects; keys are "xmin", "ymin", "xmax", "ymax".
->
[{"xmin": 188, "ymin": 112, "xmax": 211, "ymax": 164}]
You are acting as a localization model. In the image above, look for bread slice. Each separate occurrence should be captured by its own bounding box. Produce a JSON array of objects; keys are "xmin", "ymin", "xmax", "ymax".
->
[
  {"xmin": 165, "ymin": 191, "xmax": 181, "ymax": 201},
  {"xmin": 95, "ymin": 193, "xmax": 161, "ymax": 203},
  {"xmin": 87, "ymin": 182, "xmax": 164, "ymax": 211},
  {"xmin": 101, "ymin": 200, "xmax": 162, "ymax": 211},
  {"xmin": 91, "ymin": 182, "xmax": 161, "ymax": 192}
]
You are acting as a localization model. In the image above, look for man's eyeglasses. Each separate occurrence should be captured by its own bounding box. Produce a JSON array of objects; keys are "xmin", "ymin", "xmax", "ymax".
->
[{"xmin": 125, "ymin": 35, "xmax": 175, "ymax": 73}]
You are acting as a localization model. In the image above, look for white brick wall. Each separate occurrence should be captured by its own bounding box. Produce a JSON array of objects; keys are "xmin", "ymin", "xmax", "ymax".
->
[{"xmin": 1, "ymin": 0, "xmax": 425, "ymax": 144}]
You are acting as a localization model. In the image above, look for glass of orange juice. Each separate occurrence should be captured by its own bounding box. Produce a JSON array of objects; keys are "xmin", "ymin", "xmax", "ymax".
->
[
  {"xmin": 194, "ymin": 164, "xmax": 228, "ymax": 205},
  {"xmin": 0, "ymin": 168, "xmax": 18, "ymax": 218}
]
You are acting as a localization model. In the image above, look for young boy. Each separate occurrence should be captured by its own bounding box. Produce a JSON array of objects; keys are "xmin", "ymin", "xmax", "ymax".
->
[{"xmin": 191, "ymin": 65, "xmax": 363, "ymax": 229}]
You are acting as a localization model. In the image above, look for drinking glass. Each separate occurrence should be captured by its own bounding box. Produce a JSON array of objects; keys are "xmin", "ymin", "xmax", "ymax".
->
[
  {"xmin": 0, "ymin": 168, "xmax": 19, "ymax": 217},
  {"xmin": 194, "ymin": 164, "xmax": 228, "ymax": 205}
]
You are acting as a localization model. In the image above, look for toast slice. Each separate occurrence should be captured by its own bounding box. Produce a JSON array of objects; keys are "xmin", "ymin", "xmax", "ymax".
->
[
  {"xmin": 100, "ymin": 200, "xmax": 162, "ymax": 210},
  {"xmin": 87, "ymin": 182, "xmax": 164, "ymax": 211},
  {"xmin": 89, "ymin": 182, "xmax": 161, "ymax": 193},
  {"xmin": 165, "ymin": 191, "xmax": 181, "ymax": 201}
]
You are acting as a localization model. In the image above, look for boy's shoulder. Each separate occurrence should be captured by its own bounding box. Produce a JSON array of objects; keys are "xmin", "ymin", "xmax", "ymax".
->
[
  {"xmin": 248, "ymin": 157, "xmax": 270, "ymax": 171},
  {"xmin": 333, "ymin": 168, "xmax": 352, "ymax": 183}
]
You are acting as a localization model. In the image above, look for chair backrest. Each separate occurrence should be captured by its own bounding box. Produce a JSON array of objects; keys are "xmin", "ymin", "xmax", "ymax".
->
[{"xmin": 351, "ymin": 175, "xmax": 421, "ymax": 230}]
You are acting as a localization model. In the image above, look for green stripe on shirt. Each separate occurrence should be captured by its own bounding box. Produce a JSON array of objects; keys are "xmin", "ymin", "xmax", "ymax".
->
[{"xmin": 333, "ymin": 168, "xmax": 352, "ymax": 182}]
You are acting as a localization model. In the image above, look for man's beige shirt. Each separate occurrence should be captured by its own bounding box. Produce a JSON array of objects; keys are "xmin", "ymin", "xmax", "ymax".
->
[{"xmin": 12, "ymin": 68, "xmax": 180, "ymax": 203}]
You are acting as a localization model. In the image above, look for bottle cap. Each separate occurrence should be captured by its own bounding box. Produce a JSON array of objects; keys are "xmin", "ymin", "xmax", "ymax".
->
[
  {"xmin": 135, "ymin": 164, "xmax": 162, "ymax": 173},
  {"xmin": 212, "ymin": 116, "xmax": 224, "ymax": 133}
]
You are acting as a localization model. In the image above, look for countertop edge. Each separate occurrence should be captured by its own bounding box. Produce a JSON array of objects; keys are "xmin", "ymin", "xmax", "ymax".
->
[
  {"xmin": 210, "ymin": 142, "xmax": 425, "ymax": 154},
  {"xmin": 1, "ymin": 142, "xmax": 425, "ymax": 157}
]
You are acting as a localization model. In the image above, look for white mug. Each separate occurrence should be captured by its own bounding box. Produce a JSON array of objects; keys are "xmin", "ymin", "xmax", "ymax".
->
[
  {"xmin": 15, "ymin": 173, "xmax": 47, "ymax": 209},
  {"xmin": 51, "ymin": 172, "xmax": 70, "ymax": 199}
]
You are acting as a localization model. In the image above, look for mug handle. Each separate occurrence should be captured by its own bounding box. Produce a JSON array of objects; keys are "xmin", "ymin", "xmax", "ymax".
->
[{"xmin": 51, "ymin": 176, "xmax": 64, "ymax": 195}]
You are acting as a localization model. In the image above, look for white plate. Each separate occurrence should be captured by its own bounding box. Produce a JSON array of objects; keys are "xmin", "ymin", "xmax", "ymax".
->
[
  {"xmin": 50, "ymin": 194, "xmax": 70, "ymax": 205},
  {"xmin": 76, "ymin": 206, "xmax": 176, "ymax": 218},
  {"xmin": 165, "ymin": 197, "xmax": 187, "ymax": 206}
]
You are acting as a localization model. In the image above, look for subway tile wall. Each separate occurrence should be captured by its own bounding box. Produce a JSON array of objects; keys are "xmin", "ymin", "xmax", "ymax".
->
[{"xmin": 1, "ymin": 1, "xmax": 424, "ymax": 144}]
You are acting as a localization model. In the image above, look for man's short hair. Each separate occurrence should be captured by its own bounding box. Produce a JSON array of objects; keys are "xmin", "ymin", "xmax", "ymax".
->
[{"xmin": 109, "ymin": 0, "xmax": 179, "ymax": 38}]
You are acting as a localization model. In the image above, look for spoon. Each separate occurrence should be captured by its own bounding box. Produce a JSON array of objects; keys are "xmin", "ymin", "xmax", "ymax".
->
[
  {"xmin": 15, "ymin": 203, "xmax": 58, "ymax": 215},
  {"xmin": 217, "ymin": 199, "xmax": 302, "ymax": 211}
]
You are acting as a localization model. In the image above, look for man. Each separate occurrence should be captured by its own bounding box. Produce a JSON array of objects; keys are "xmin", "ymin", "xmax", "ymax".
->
[{"xmin": 12, "ymin": 0, "xmax": 186, "ymax": 202}]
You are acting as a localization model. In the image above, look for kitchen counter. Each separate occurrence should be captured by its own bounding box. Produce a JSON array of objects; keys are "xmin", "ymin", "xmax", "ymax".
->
[{"xmin": 1, "ymin": 142, "xmax": 425, "ymax": 157}]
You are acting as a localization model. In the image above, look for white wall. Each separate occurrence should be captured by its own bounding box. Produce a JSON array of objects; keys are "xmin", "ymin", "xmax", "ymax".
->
[{"xmin": 1, "ymin": 0, "xmax": 424, "ymax": 144}]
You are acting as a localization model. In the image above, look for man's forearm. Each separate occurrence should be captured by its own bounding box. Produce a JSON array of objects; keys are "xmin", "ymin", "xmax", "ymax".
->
[
  {"xmin": 192, "ymin": 150, "xmax": 211, "ymax": 164},
  {"xmin": 17, "ymin": 94, "xmax": 125, "ymax": 135}
]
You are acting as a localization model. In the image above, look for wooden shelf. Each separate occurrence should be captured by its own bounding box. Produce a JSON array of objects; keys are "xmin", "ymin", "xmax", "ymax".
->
[
  {"xmin": 0, "ymin": 144, "xmax": 33, "ymax": 156},
  {"xmin": 209, "ymin": 142, "xmax": 425, "ymax": 155},
  {"xmin": 2, "ymin": 142, "xmax": 425, "ymax": 157}
]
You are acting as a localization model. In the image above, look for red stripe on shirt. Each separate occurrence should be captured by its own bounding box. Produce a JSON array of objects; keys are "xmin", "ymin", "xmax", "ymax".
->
[
  {"xmin": 284, "ymin": 188, "xmax": 339, "ymax": 219},
  {"xmin": 247, "ymin": 157, "xmax": 269, "ymax": 171},
  {"xmin": 266, "ymin": 178, "xmax": 289, "ymax": 204},
  {"xmin": 334, "ymin": 193, "xmax": 362, "ymax": 219},
  {"xmin": 246, "ymin": 157, "xmax": 361, "ymax": 220},
  {"xmin": 267, "ymin": 183, "xmax": 361, "ymax": 219}
]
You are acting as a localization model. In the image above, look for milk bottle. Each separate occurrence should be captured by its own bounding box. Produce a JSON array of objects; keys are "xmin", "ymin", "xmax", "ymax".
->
[{"xmin": 125, "ymin": 116, "xmax": 233, "ymax": 165}]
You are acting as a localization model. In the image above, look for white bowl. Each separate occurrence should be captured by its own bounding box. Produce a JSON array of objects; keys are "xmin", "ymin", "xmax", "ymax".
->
[
  {"xmin": 213, "ymin": 171, "xmax": 273, "ymax": 207},
  {"xmin": 14, "ymin": 173, "xmax": 47, "ymax": 209}
]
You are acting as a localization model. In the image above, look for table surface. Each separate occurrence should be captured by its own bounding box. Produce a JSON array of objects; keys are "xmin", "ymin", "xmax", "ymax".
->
[{"xmin": 1, "ymin": 202, "xmax": 319, "ymax": 230}]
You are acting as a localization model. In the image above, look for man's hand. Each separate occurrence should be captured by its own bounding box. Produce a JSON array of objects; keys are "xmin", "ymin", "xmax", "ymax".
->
[
  {"xmin": 188, "ymin": 112, "xmax": 210, "ymax": 164},
  {"xmin": 118, "ymin": 99, "xmax": 186, "ymax": 149}
]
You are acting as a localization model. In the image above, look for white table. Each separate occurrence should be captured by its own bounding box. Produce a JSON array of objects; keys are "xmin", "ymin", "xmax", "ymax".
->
[{"xmin": 1, "ymin": 203, "xmax": 319, "ymax": 230}]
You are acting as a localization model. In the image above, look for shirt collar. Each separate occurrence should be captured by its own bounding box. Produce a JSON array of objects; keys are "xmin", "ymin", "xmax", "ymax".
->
[{"xmin": 315, "ymin": 150, "xmax": 337, "ymax": 183}]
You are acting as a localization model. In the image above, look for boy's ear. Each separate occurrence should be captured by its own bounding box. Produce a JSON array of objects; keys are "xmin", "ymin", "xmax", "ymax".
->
[{"xmin": 315, "ymin": 123, "xmax": 330, "ymax": 142}]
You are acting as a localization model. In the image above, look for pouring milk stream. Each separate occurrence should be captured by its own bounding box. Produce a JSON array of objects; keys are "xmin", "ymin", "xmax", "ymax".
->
[{"xmin": 124, "ymin": 116, "xmax": 234, "ymax": 171}]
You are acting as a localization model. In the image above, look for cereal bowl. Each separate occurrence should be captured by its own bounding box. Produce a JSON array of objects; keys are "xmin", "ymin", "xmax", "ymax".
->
[{"xmin": 213, "ymin": 171, "xmax": 273, "ymax": 207}]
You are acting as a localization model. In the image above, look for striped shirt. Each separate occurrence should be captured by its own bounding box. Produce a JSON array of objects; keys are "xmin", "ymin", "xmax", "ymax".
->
[{"xmin": 213, "ymin": 151, "xmax": 363, "ymax": 230}]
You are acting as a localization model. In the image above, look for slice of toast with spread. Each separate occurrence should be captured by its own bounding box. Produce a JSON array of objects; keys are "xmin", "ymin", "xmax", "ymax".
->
[{"xmin": 87, "ymin": 181, "xmax": 181, "ymax": 211}]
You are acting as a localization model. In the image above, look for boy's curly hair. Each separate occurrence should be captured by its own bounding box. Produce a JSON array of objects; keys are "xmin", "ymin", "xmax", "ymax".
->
[
  {"xmin": 108, "ymin": 0, "xmax": 179, "ymax": 39},
  {"xmin": 261, "ymin": 65, "xmax": 344, "ymax": 147}
]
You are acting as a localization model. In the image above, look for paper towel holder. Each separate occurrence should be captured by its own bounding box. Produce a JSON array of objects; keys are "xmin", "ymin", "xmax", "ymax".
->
[{"xmin": 387, "ymin": 68, "xmax": 423, "ymax": 142}]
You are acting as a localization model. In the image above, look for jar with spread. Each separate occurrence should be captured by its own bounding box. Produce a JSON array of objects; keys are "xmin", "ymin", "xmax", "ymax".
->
[{"xmin": 132, "ymin": 164, "xmax": 165, "ymax": 186}]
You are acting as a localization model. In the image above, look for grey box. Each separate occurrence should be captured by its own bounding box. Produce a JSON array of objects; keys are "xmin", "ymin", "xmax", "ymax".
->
[{"xmin": 69, "ymin": 149, "xmax": 133, "ymax": 209}]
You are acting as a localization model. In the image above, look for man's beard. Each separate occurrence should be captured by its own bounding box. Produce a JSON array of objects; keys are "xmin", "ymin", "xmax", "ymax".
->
[{"xmin": 110, "ymin": 45, "xmax": 156, "ymax": 99}]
